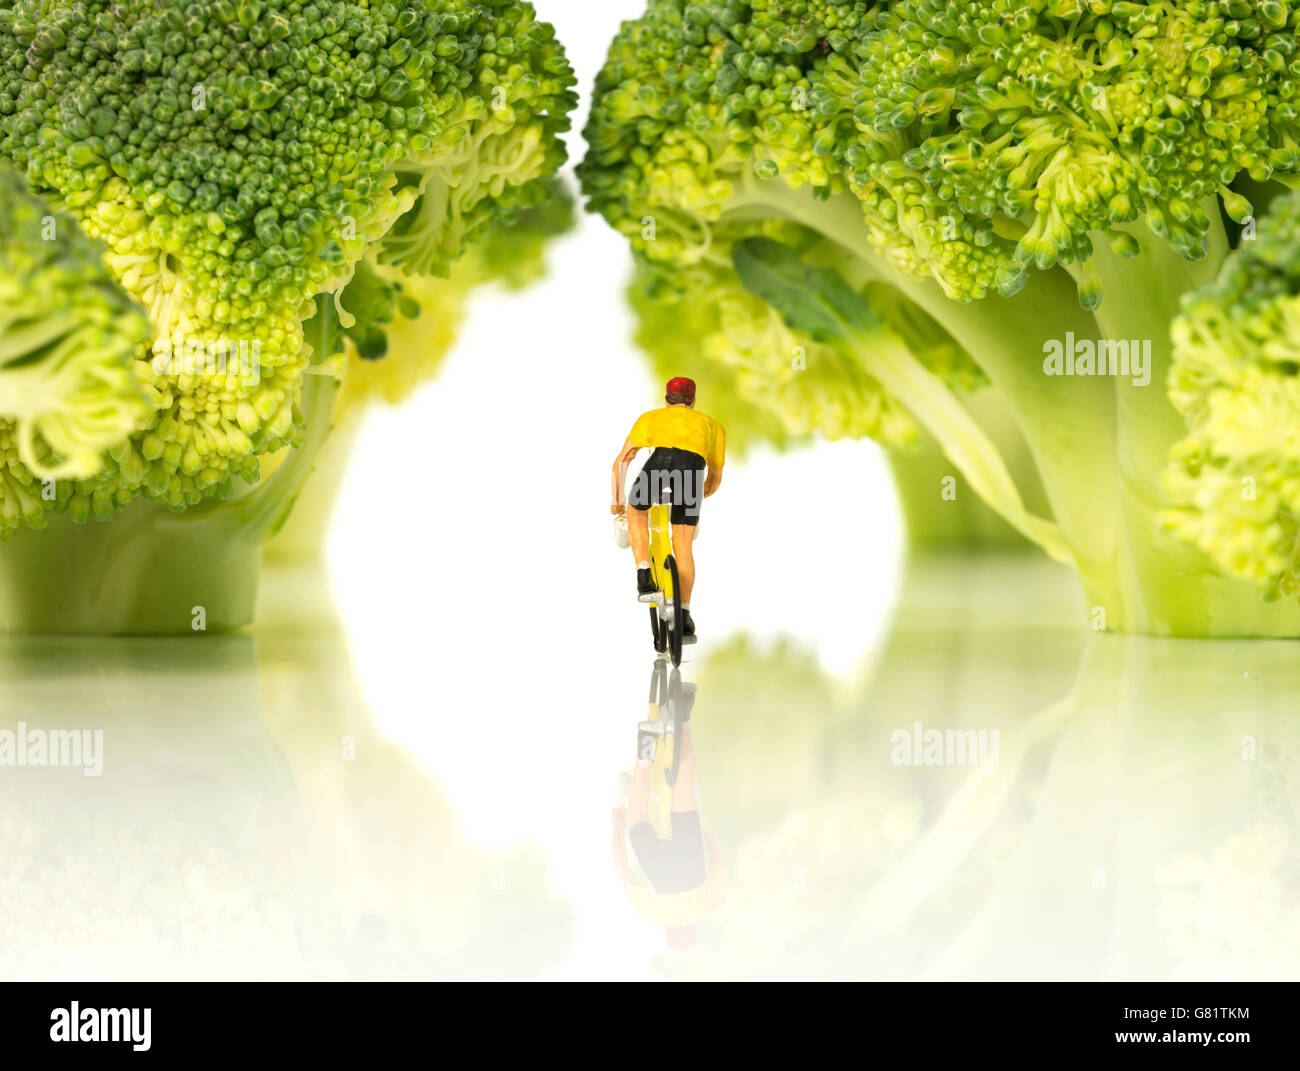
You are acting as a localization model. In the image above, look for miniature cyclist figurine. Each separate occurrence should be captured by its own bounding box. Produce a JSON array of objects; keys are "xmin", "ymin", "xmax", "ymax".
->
[{"xmin": 610, "ymin": 377, "xmax": 726, "ymax": 640}]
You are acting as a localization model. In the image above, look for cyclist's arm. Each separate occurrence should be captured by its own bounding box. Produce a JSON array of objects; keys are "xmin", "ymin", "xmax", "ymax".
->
[
  {"xmin": 703, "ymin": 424, "xmax": 725, "ymax": 497},
  {"xmin": 611, "ymin": 438, "xmax": 639, "ymax": 511},
  {"xmin": 703, "ymin": 465, "xmax": 722, "ymax": 498}
]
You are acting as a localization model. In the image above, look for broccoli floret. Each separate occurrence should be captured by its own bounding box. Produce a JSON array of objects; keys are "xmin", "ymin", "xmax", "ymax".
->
[
  {"xmin": 1164, "ymin": 186, "xmax": 1300, "ymax": 595},
  {"xmin": 0, "ymin": 0, "xmax": 575, "ymax": 632},
  {"xmin": 580, "ymin": 0, "xmax": 1300, "ymax": 636},
  {"xmin": 327, "ymin": 175, "xmax": 575, "ymax": 410},
  {"xmin": 265, "ymin": 176, "xmax": 575, "ymax": 559},
  {"xmin": 0, "ymin": 167, "xmax": 149, "ymax": 503},
  {"xmin": 629, "ymin": 255, "xmax": 921, "ymax": 451}
]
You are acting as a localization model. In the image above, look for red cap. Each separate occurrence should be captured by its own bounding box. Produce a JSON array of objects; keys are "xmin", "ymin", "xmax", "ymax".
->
[{"xmin": 666, "ymin": 377, "xmax": 696, "ymax": 400}]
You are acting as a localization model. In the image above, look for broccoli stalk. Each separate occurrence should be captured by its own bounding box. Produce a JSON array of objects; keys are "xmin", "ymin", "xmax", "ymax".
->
[
  {"xmin": 890, "ymin": 391, "xmax": 1052, "ymax": 551},
  {"xmin": 733, "ymin": 237, "xmax": 1071, "ymax": 559}
]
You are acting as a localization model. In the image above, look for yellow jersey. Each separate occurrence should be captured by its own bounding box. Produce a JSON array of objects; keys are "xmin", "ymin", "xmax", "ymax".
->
[{"xmin": 628, "ymin": 406, "xmax": 726, "ymax": 470}]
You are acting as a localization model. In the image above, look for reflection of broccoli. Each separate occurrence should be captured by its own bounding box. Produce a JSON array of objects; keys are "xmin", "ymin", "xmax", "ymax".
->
[
  {"xmin": 257, "ymin": 563, "xmax": 577, "ymax": 978},
  {"xmin": 0, "ymin": 565, "xmax": 579, "ymax": 980},
  {"xmin": 0, "ymin": 0, "xmax": 576, "ymax": 632},
  {"xmin": 0, "ymin": 634, "xmax": 312, "ymax": 980},
  {"xmin": 665, "ymin": 563, "xmax": 1300, "ymax": 979},
  {"xmin": 1157, "ymin": 821, "xmax": 1300, "ymax": 980},
  {"xmin": 667, "ymin": 634, "xmax": 924, "ymax": 979},
  {"xmin": 581, "ymin": 0, "xmax": 1300, "ymax": 636}
]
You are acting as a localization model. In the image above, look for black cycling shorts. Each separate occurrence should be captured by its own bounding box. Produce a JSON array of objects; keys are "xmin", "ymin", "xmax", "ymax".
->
[
  {"xmin": 628, "ymin": 447, "xmax": 706, "ymax": 526},
  {"xmin": 628, "ymin": 811, "xmax": 707, "ymax": 895}
]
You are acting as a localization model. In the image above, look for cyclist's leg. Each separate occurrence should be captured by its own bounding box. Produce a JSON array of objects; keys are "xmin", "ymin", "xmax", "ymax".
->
[
  {"xmin": 628, "ymin": 505, "xmax": 650, "ymax": 564},
  {"xmin": 668, "ymin": 456, "xmax": 704, "ymax": 605},
  {"xmin": 626, "ymin": 455, "xmax": 654, "ymax": 568},
  {"xmin": 671, "ymin": 523, "xmax": 696, "ymax": 604}
]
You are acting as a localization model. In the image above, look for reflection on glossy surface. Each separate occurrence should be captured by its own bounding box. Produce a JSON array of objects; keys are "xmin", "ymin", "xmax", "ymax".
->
[
  {"xmin": 617, "ymin": 555, "xmax": 1299, "ymax": 980},
  {"xmin": 612, "ymin": 658, "xmax": 724, "ymax": 953},
  {"xmin": 0, "ymin": 567, "xmax": 573, "ymax": 980},
  {"xmin": 1, "ymin": 554, "xmax": 1295, "ymax": 979}
]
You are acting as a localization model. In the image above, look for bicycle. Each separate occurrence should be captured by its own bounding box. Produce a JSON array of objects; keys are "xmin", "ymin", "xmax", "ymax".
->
[
  {"xmin": 639, "ymin": 501, "xmax": 693, "ymax": 667},
  {"xmin": 639, "ymin": 653, "xmax": 685, "ymax": 794}
]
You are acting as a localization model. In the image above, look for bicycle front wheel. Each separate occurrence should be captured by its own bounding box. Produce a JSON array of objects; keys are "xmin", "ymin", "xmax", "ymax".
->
[
  {"xmin": 664, "ymin": 667, "xmax": 684, "ymax": 787},
  {"xmin": 665, "ymin": 554, "xmax": 683, "ymax": 667}
]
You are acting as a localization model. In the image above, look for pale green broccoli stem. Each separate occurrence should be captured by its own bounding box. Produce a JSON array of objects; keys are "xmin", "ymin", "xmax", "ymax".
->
[
  {"xmin": 262, "ymin": 408, "xmax": 363, "ymax": 563},
  {"xmin": 882, "ymin": 267, "xmax": 1134, "ymax": 620},
  {"xmin": 1082, "ymin": 219, "xmax": 1225, "ymax": 633},
  {"xmin": 726, "ymin": 184, "xmax": 1134, "ymax": 584},
  {"xmin": 0, "ymin": 498, "xmax": 269, "ymax": 635},
  {"xmin": 733, "ymin": 232, "xmax": 1072, "ymax": 561},
  {"xmin": 1081, "ymin": 204, "xmax": 1229, "ymax": 511},
  {"xmin": 891, "ymin": 389, "xmax": 1054, "ymax": 550},
  {"xmin": 0, "ymin": 362, "xmax": 339, "ymax": 636},
  {"xmin": 732, "ymin": 181, "xmax": 1300, "ymax": 627},
  {"xmin": 821, "ymin": 253, "xmax": 1073, "ymax": 561},
  {"xmin": 858, "ymin": 326, "xmax": 1074, "ymax": 562}
]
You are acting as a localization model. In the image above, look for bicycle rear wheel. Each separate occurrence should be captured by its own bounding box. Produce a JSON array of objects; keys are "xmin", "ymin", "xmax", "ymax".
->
[{"xmin": 665, "ymin": 555, "xmax": 683, "ymax": 667}]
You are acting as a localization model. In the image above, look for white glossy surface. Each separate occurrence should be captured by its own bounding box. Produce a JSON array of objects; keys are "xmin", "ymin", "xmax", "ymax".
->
[{"xmin": 2, "ymin": 556, "xmax": 1295, "ymax": 980}]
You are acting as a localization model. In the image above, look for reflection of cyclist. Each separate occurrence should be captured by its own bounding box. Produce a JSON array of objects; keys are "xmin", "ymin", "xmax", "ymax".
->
[
  {"xmin": 611, "ymin": 684, "xmax": 724, "ymax": 952},
  {"xmin": 610, "ymin": 377, "xmax": 726, "ymax": 639}
]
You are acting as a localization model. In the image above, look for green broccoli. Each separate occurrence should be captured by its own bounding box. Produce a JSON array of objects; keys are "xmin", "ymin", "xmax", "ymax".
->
[
  {"xmin": 0, "ymin": 0, "xmax": 575, "ymax": 633},
  {"xmin": 0, "ymin": 167, "xmax": 149, "ymax": 495},
  {"xmin": 580, "ymin": 0, "xmax": 1300, "ymax": 636}
]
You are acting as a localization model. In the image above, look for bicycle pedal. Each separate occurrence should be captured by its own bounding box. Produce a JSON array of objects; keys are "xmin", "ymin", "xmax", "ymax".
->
[
  {"xmin": 681, "ymin": 634, "xmax": 698, "ymax": 645},
  {"xmin": 638, "ymin": 592, "xmax": 661, "ymax": 604}
]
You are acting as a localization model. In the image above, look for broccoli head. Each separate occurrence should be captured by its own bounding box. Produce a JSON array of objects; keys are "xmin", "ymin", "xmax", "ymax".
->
[{"xmin": 0, "ymin": 0, "xmax": 575, "ymax": 632}]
